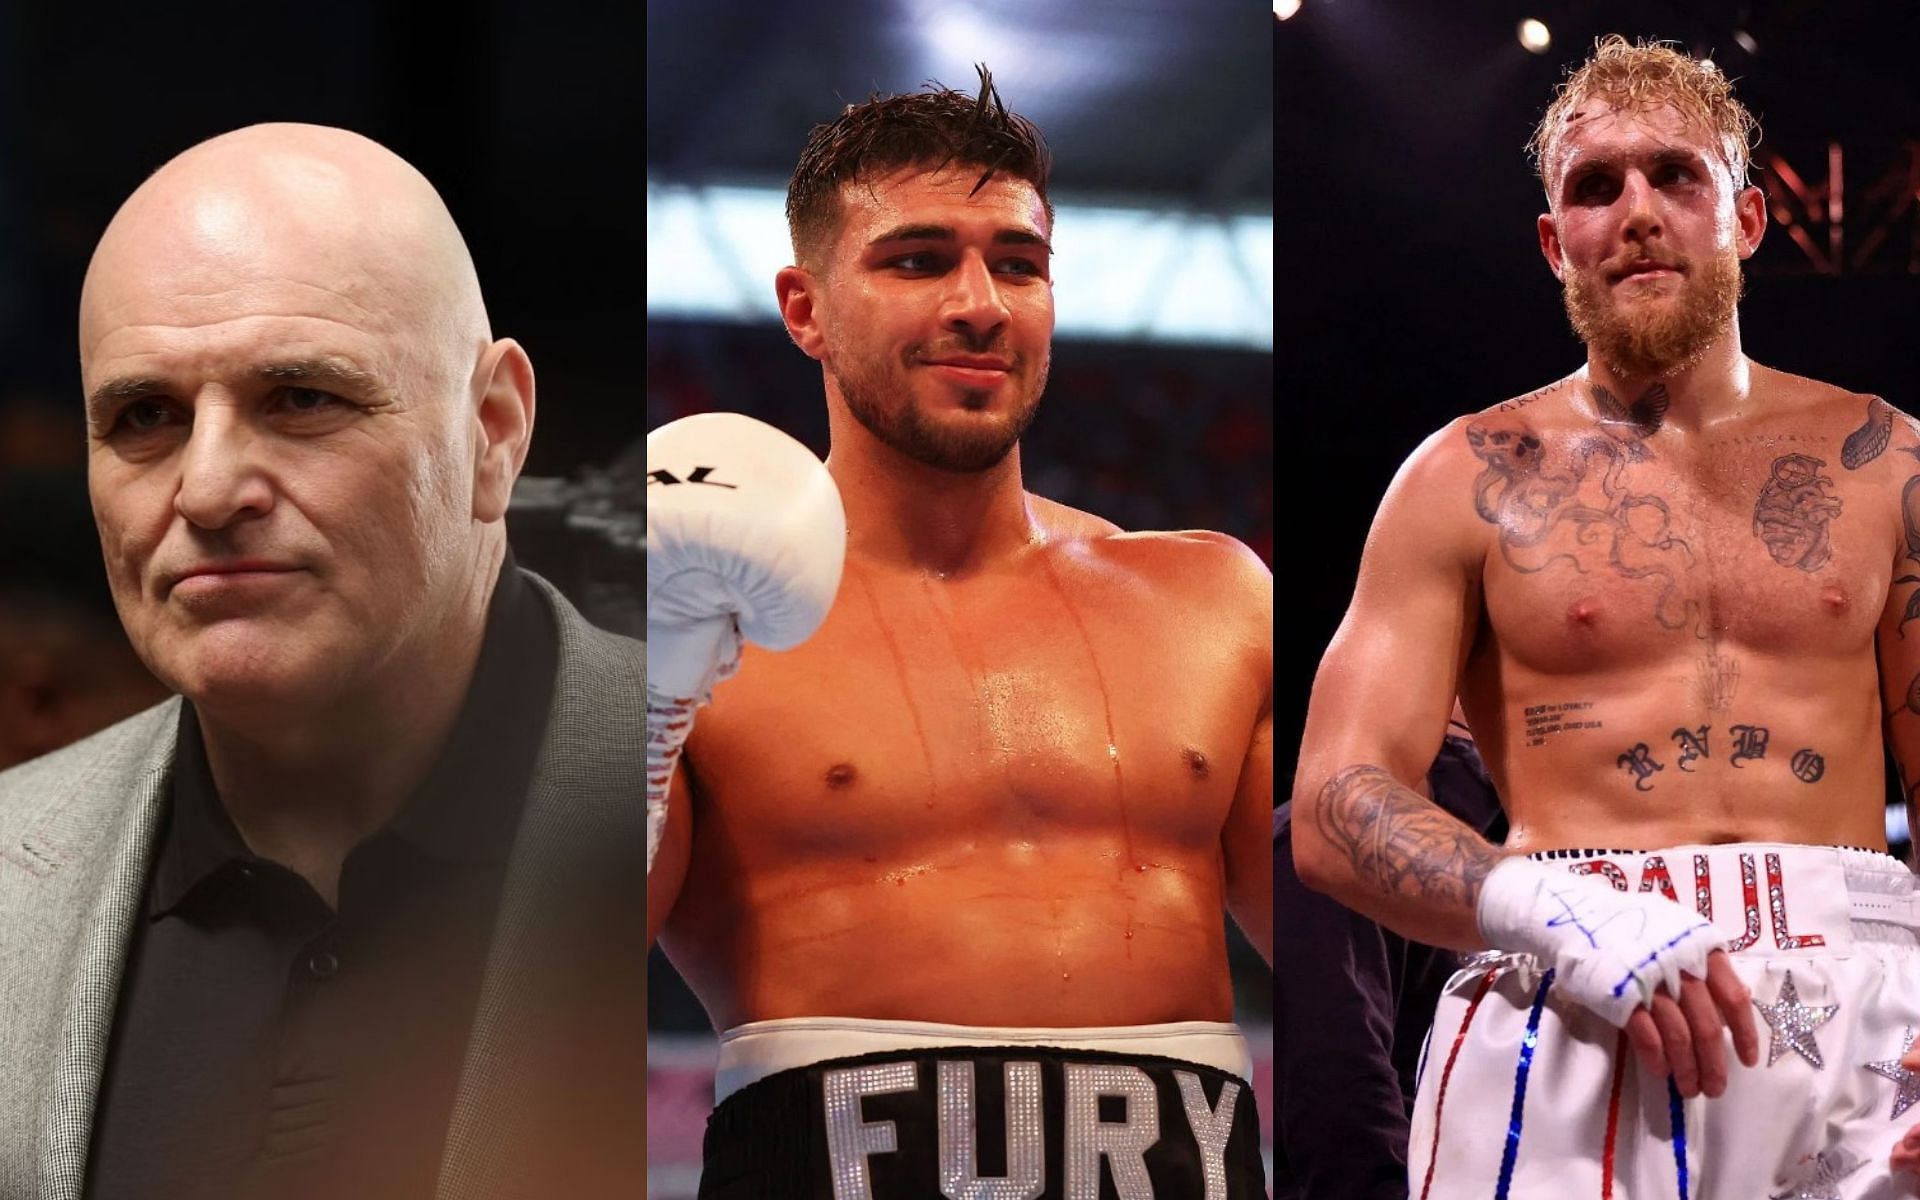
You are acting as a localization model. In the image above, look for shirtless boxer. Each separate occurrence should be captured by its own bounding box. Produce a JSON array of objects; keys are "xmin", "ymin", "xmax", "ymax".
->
[
  {"xmin": 647, "ymin": 67, "xmax": 1273, "ymax": 1198},
  {"xmin": 1294, "ymin": 36, "xmax": 1920, "ymax": 1198}
]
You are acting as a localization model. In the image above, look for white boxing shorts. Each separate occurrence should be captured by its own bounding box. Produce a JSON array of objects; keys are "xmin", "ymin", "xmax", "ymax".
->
[{"xmin": 1408, "ymin": 843, "xmax": 1920, "ymax": 1199}]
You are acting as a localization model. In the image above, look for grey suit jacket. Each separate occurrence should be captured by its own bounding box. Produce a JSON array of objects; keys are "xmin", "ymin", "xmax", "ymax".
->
[{"xmin": 0, "ymin": 572, "xmax": 640, "ymax": 1199}]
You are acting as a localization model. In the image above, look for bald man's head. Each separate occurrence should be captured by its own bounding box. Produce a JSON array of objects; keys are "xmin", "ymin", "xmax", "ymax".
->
[
  {"xmin": 80, "ymin": 123, "xmax": 536, "ymax": 718},
  {"xmin": 81, "ymin": 123, "xmax": 490, "ymax": 386}
]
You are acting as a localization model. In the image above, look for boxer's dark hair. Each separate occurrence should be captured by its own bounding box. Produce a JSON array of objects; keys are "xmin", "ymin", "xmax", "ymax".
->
[{"xmin": 786, "ymin": 64, "xmax": 1053, "ymax": 274}]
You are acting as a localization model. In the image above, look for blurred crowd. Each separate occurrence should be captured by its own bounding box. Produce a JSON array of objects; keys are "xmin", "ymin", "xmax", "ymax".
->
[
  {"xmin": 0, "ymin": 393, "xmax": 169, "ymax": 773},
  {"xmin": 647, "ymin": 321, "xmax": 1275, "ymax": 567}
]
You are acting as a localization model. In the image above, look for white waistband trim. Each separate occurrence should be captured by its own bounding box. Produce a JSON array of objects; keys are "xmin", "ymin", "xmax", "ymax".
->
[{"xmin": 712, "ymin": 1016, "xmax": 1250, "ymax": 1104}]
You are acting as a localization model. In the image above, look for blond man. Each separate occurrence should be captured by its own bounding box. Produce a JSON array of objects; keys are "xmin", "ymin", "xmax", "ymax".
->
[{"xmin": 1295, "ymin": 36, "xmax": 1920, "ymax": 1197}]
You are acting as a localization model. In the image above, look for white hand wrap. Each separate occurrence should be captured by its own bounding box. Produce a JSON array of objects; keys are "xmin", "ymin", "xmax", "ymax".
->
[
  {"xmin": 645, "ymin": 412, "xmax": 847, "ymax": 873},
  {"xmin": 1475, "ymin": 854, "xmax": 1726, "ymax": 1028}
]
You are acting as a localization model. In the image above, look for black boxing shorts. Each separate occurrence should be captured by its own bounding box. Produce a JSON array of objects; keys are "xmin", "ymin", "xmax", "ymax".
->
[{"xmin": 696, "ymin": 1018, "xmax": 1265, "ymax": 1199}]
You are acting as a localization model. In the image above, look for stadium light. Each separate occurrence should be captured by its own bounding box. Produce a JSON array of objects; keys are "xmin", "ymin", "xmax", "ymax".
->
[{"xmin": 1518, "ymin": 18, "xmax": 1551, "ymax": 54}]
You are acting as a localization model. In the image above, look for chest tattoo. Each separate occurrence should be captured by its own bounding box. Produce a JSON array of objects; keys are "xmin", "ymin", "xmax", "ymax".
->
[
  {"xmin": 1464, "ymin": 415, "xmax": 1693, "ymax": 630},
  {"xmin": 1752, "ymin": 454, "xmax": 1842, "ymax": 572},
  {"xmin": 1841, "ymin": 396, "xmax": 1894, "ymax": 469}
]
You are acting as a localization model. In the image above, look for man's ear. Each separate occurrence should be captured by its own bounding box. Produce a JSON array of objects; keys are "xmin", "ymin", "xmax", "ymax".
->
[
  {"xmin": 1538, "ymin": 210, "xmax": 1567, "ymax": 282},
  {"xmin": 775, "ymin": 266, "xmax": 829, "ymax": 361},
  {"xmin": 1733, "ymin": 183, "xmax": 1768, "ymax": 259},
  {"xmin": 470, "ymin": 338, "xmax": 536, "ymax": 524}
]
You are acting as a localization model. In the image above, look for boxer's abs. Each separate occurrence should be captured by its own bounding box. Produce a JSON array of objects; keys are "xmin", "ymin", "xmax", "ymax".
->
[
  {"xmin": 664, "ymin": 837, "xmax": 1234, "ymax": 1031},
  {"xmin": 1462, "ymin": 647, "xmax": 1889, "ymax": 852}
]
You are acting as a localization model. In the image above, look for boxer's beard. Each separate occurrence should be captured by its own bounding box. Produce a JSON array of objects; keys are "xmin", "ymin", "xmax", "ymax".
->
[
  {"xmin": 831, "ymin": 350, "xmax": 1047, "ymax": 473},
  {"xmin": 1563, "ymin": 243, "xmax": 1743, "ymax": 379}
]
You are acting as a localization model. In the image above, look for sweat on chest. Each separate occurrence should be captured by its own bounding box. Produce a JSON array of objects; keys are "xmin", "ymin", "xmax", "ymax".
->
[{"xmin": 688, "ymin": 641, "xmax": 1235, "ymax": 858}]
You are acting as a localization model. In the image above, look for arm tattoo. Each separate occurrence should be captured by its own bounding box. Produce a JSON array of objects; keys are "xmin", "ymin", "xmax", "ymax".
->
[
  {"xmin": 1896, "ymin": 473, "xmax": 1920, "ymax": 636},
  {"xmin": 1313, "ymin": 764, "xmax": 1501, "ymax": 908}
]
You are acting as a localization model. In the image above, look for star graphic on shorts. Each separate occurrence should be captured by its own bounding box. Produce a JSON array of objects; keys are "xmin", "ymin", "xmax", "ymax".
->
[
  {"xmin": 1754, "ymin": 970, "xmax": 1838, "ymax": 1069},
  {"xmin": 1769, "ymin": 1148, "xmax": 1862, "ymax": 1199},
  {"xmin": 1865, "ymin": 1027, "xmax": 1920, "ymax": 1119}
]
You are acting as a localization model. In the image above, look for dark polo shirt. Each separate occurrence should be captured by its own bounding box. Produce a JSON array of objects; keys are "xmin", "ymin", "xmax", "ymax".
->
[{"xmin": 86, "ymin": 558, "xmax": 558, "ymax": 1200}]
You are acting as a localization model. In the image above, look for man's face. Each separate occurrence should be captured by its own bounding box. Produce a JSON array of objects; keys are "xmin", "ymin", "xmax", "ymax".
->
[
  {"xmin": 813, "ymin": 164, "xmax": 1054, "ymax": 472},
  {"xmin": 82, "ymin": 205, "xmax": 478, "ymax": 713},
  {"xmin": 1541, "ymin": 98, "xmax": 1759, "ymax": 378}
]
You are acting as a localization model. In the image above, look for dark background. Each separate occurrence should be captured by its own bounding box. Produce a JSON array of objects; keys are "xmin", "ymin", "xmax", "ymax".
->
[
  {"xmin": 0, "ymin": 1, "xmax": 641, "ymax": 484},
  {"xmin": 1279, "ymin": 2, "xmax": 1920, "ymax": 834}
]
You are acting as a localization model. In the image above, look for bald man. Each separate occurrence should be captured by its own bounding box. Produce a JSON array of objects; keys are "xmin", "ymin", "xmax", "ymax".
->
[{"xmin": 0, "ymin": 125, "xmax": 641, "ymax": 1199}]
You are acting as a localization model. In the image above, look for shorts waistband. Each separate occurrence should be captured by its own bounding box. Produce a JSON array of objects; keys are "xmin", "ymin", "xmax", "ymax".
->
[
  {"xmin": 713, "ymin": 1016, "xmax": 1250, "ymax": 1104},
  {"xmin": 1524, "ymin": 842, "xmax": 1920, "ymax": 956}
]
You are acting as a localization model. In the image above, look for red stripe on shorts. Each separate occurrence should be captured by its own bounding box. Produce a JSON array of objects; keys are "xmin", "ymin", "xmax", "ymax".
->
[
  {"xmin": 1602, "ymin": 1028, "xmax": 1628, "ymax": 1198},
  {"xmin": 1419, "ymin": 966, "xmax": 1501, "ymax": 1200}
]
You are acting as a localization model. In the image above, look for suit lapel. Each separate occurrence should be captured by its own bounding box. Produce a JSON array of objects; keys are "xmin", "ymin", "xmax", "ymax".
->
[
  {"xmin": 0, "ymin": 702, "xmax": 177, "ymax": 1200},
  {"xmin": 435, "ymin": 576, "xmax": 642, "ymax": 1199}
]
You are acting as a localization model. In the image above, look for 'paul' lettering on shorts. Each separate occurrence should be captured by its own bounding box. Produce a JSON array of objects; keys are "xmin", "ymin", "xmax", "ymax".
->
[{"xmin": 1571, "ymin": 851, "xmax": 1828, "ymax": 954}]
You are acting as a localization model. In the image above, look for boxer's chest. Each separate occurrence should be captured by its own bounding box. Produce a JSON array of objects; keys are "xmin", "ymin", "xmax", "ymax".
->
[
  {"xmin": 1479, "ymin": 429, "xmax": 1894, "ymax": 673},
  {"xmin": 687, "ymin": 562, "xmax": 1255, "ymax": 859}
]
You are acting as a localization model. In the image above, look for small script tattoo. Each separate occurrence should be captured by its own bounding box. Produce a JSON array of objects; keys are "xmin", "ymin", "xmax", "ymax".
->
[
  {"xmin": 1314, "ymin": 764, "xmax": 1501, "ymax": 908},
  {"xmin": 1523, "ymin": 701, "xmax": 1603, "ymax": 747},
  {"xmin": 1841, "ymin": 397, "xmax": 1894, "ymax": 469},
  {"xmin": 1493, "ymin": 378, "xmax": 1572, "ymax": 414},
  {"xmin": 1695, "ymin": 654, "xmax": 1740, "ymax": 711},
  {"xmin": 1671, "ymin": 725, "xmax": 1710, "ymax": 772},
  {"xmin": 1729, "ymin": 723, "xmax": 1771, "ymax": 767},
  {"xmin": 1616, "ymin": 743, "xmax": 1665, "ymax": 791},
  {"xmin": 1753, "ymin": 454, "xmax": 1842, "ymax": 572}
]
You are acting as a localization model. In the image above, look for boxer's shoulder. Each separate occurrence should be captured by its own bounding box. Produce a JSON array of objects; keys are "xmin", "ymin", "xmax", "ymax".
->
[
  {"xmin": 1024, "ymin": 495, "xmax": 1267, "ymax": 626},
  {"xmin": 1750, "ymin": 362, "xmax": 1880, "ymax": 412},
  {"xmin": 1086, "ymin": 525, "xmax": 1270, "ymax": 629}
]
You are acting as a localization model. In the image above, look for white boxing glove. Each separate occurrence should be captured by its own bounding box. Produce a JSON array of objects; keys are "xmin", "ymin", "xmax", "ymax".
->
[
  {"xmin": 645, "ymin": 412, "xmax": 847, "ymax": 871},
  {"xmin": 1476, "ymin": 854, "xmax": 1726, "ymax": 1028}
]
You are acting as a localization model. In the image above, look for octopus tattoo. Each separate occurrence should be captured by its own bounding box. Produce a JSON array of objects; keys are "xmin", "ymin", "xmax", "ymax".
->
[{"xmin": 1465, "ymin": 422, "xmax": 1693, "ymax": 629}]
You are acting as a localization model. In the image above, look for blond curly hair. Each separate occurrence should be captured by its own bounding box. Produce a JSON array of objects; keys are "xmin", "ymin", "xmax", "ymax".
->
[{"xmin": 1529, "ymin": 35, "xmax": 1760, "ymax": 195}]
